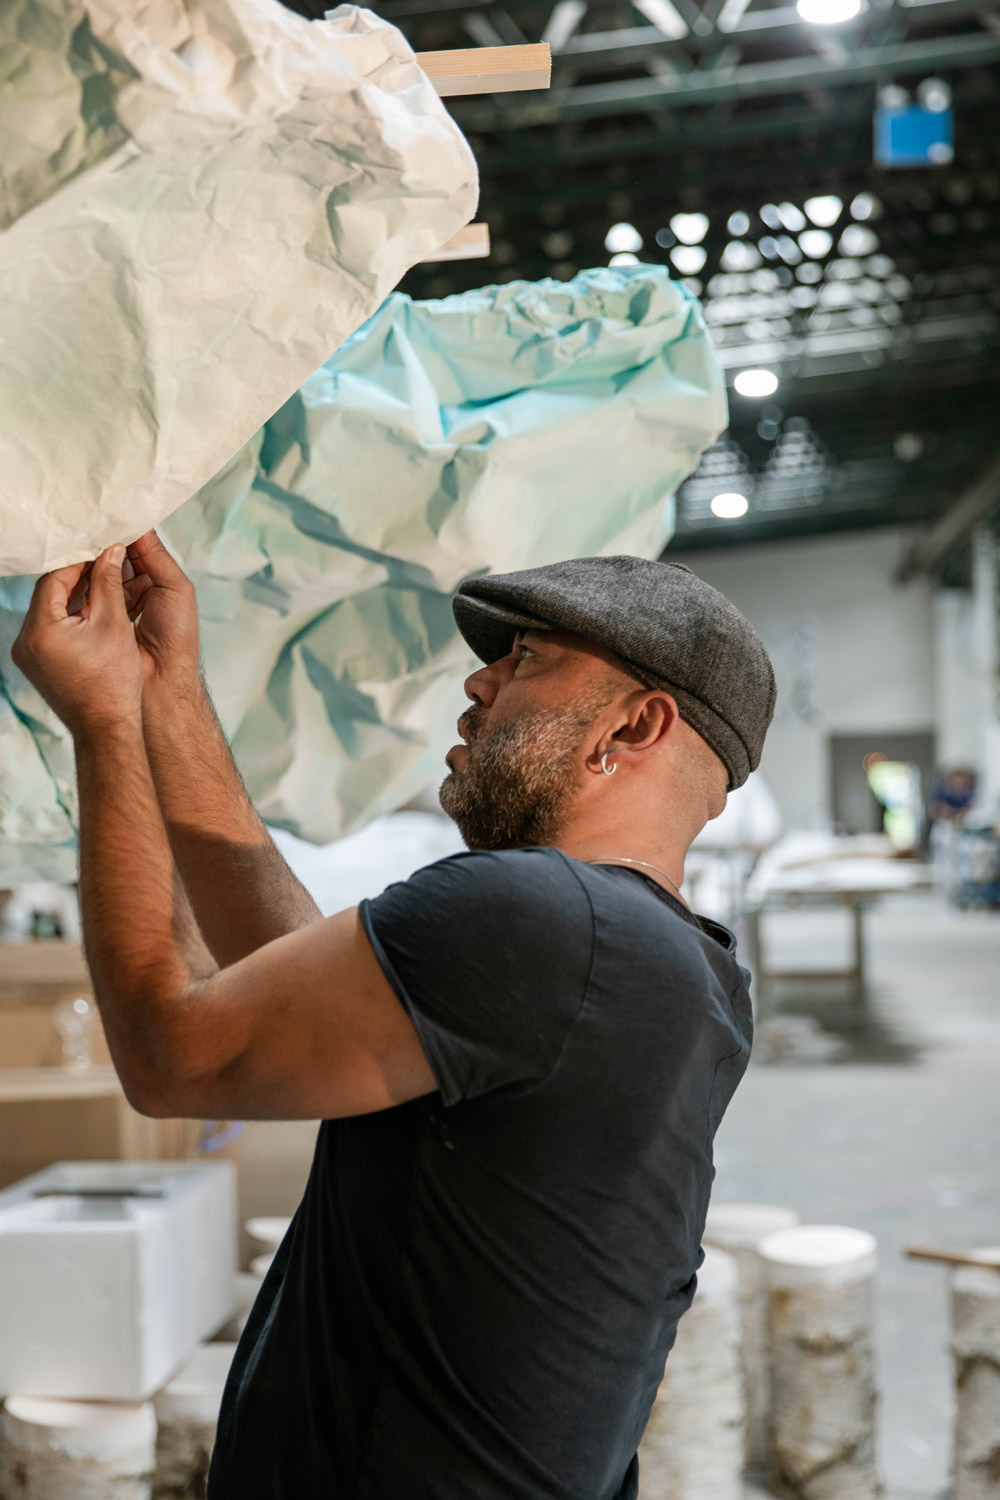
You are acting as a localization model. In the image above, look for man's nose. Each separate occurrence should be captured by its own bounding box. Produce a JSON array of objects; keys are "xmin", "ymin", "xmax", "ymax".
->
[{"xmin": 462, "ymin": 653, "xmax": 513, "ymax": 706}]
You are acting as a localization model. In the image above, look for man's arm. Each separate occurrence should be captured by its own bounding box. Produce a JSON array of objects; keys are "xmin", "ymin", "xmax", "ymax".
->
[
  {"xmin": 13, "ymin": 548, "xmax": 435, "ymax": 1121},
  {"xmin": 125, "ymin": 531, "xmax": 321, "ymax": 966}
]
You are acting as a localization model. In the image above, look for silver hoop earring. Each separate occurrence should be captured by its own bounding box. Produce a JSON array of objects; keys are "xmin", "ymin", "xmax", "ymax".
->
[{"xmin": 601, "ymin": 753, "xmax": 617, "ymax": 777}]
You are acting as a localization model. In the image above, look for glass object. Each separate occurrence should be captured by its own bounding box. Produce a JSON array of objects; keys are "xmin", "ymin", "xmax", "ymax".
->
[{"xmin": 53, "ymin": 997, "xmax": 94, "ymax": 1072}]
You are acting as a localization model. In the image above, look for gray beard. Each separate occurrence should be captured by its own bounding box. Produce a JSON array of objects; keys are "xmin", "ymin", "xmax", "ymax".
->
[{"xmin": 439, "ymin": 694, "xmax": 610, "ymax": 851}]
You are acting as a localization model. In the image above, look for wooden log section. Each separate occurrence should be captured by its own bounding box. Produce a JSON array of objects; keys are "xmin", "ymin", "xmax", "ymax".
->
[
  {"xmin": 951, "ymin": 1252, "xmax": 1000, "ymax": 1500},
  {"xmin": 153, "ymin": 1343, "xmax": 238, "ymax": 1500},
  {"xmin": 758, "ymin": 1225, "xmax": 880, "ymax": 1500},
  {"xmin": 703, "ymin": 1202, "xmax": 801, "ymax": 1468},
  {"xmin": 638, "ymin": 1245, "xmax": 745, "ymax": 1500},
  {"xmin": 0, "ymin": 1397, "xmax": 156, "ymax": 1500},
  {"xmin": 416, "ymin": 44, "xmax": 551, "ymax": 97}
]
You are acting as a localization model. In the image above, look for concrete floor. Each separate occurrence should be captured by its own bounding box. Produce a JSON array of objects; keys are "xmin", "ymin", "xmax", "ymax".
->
[{"xmin": 714, "ymin": 890, "xmax": 1000, "ymax": 1500}]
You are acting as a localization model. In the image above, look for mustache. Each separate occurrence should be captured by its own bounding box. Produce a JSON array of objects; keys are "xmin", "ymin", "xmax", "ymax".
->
[{"xmin": 458, "ymin": 703, "xmax": 486, "ymax": 745}]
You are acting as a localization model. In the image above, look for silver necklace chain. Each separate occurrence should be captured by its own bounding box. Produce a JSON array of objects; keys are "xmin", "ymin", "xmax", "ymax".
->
[{"xmin": 585, "ymin": 855, "xmax": 685, "ymax": 900}]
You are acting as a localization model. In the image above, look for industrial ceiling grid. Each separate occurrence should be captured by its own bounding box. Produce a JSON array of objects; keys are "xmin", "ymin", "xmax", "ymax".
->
[{"xmin": 282, "ymin": 0, "xmax": 1000, "ymax": 558}]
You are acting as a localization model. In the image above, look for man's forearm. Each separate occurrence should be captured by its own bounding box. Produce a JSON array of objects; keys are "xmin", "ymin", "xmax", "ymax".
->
[
  {"xmin": 142, "ymin": 679, "xmax": 321, "ymax": 967},
  {"xmin": 75, "ymin": 721, "xmax": 209, "ymax": 1103}
]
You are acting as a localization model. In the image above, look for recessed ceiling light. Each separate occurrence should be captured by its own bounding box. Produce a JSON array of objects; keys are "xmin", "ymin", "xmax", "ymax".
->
[
  {"xmin": 734, "ymin": 369, "xmax": 779, "ymax": 398},
  {"xmin": 710, "ymin": 492, "xmax": 749, "ymax": 518},
  {"xmin": 609, "ymin": 251, "xmax": 640, "ymax": 266}
]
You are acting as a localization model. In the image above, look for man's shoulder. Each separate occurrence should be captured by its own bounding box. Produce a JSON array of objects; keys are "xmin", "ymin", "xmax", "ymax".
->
[{"xmin": 378, "ymin": 845, "xmax": 593, "ymax": 930}]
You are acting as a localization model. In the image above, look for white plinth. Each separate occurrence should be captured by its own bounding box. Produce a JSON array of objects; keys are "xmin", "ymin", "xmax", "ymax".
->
[{"xmin": 0, "ymin": 1161, "xmax": 237, "ymax": 1401}]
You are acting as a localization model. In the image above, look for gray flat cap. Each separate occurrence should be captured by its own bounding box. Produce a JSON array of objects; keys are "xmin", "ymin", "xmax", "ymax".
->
[{"xmin": 453, "ymin": 555, "xmax": 776, "ymax": 789}]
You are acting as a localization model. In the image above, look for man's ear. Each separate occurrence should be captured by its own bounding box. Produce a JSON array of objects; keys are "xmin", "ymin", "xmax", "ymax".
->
[{"xmin": 615, "ymin": 692, "xmax": 679, "ymax": 750}]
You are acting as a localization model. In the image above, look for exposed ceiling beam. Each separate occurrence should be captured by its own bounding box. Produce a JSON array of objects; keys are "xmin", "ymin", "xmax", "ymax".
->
[
  {"xmin": 896, "ymin": 450, "xmax": 1000, "ymax": 580},
  {"xmin": 542, "ymin": 0, "xmax": 589, "ymax": 49},
  {"xmin": 454, "ymin": 31, "xmax": 1000, "ymax": 122},
  {"xmin": 550, "ymin": 0, "xmax": 995, "ymax": 59}
]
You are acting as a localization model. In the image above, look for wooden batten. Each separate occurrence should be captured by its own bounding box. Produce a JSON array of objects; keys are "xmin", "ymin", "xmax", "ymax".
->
[
  {"xmin": 421, "ymin": 224, "xmax": 491, "ymax": 263},
  {"xmin": 417, "ymin": 43, "xmax": 551, "ymax": 97}
]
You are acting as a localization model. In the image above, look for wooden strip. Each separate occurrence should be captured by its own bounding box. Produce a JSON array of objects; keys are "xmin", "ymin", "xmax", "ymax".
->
[
  {"xmin": 421, "ymin": 223, "xmax": 491, "ymax": 263},
  {"xmin": 417, "ymin": 43, "xmax": 551, "ymax": 97},
  {"xmin": 906, "ymin": 1246, "xmax": 1000, "ymax": 1271}
]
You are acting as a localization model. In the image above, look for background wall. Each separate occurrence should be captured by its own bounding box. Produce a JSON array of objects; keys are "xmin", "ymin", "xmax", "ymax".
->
[{"xmin": 678, "ymin": 527, "xmax": 938, "ymax": 830}]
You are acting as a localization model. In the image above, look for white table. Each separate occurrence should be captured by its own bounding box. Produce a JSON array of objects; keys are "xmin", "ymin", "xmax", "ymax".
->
[{"xmin": 744, "ymin": 836, "xmax": 931, "ymax": 1017}]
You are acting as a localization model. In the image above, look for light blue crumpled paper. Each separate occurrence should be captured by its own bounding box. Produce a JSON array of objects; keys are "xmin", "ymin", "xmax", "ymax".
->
[{"xmin": 0, "ymin": 264, "xmax": 726, "ymax": 884}]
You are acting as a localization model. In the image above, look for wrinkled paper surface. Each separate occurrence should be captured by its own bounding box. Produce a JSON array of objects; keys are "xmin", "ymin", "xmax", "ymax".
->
[
  {"xmin": 0, "ymin": 266, "xmax": 726, "ymax": 883},
  {"xmin": 0, "ymin": 0, "xmax": 477, "ymax": 575}
]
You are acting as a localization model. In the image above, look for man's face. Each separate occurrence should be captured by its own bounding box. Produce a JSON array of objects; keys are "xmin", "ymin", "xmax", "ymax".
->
[{"xmin": 439, "ymin": 629, "xmax": 624, "ymax": 850}]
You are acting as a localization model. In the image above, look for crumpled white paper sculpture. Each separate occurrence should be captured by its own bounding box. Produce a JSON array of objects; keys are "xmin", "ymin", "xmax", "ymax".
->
[
  {"xmin": 0, "ymin": 0, "xmax": 477, "ymax": 576},
  {"xmin": 0, "ymin": 266, "xmax": 726, "ymax": 884}
]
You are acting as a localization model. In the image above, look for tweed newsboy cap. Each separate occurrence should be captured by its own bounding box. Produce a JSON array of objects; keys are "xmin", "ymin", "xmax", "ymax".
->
[{"xmin": 453, "ymin": 555, "xmax": 776, "ymax": 789}]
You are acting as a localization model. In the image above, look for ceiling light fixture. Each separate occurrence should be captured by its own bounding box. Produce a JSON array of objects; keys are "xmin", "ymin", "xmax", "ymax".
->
[
  {"xmin": 777, "ymin": 202, "xmax": 807, "ymax": 232},
  {"xmin": 917, "ymin": 77, "xmax": 951, "ymax": 113},
  {"xmin": 727, "ymin": 211, "xmax": 750, "ymax": 236},
  {"xmin": 670, "ymin": 245, "xmax": 707, "ymax": 275},
  {"xmin": 710, "ymin": 492, "xmax": 749, "ymax": 518},
  {"xmin": 804, "ymin": 195, "xmax": 843, "ymax": 227},
  {"xmin": 734, "ymin": 369, "xmax": 779, "ymax": 398},
  {"xmin": 799, "ymin": 229, "xmax": 833, "ymax": 258},
  {"xmin": 670, "ymin": 212, "xmax": 710, "ymax": 245},
  {"xmin": 609, "ymin": 251, "xmax": 640, "ymax": 266},
  {"xmin": 796, "ymin": 0, "xmax": 861, "ymax": 23},
  {"xmin": 604, "ymin": 222, "xmax": 643, "ymax": 254}
]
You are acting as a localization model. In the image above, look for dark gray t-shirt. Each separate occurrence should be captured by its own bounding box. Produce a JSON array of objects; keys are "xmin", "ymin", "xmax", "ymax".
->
[{"xmin": 208, "ymin": 847, "xmax": 752, "ymax": 1500}]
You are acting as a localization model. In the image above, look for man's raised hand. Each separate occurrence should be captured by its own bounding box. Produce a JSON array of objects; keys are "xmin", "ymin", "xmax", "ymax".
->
[
  {"xmin": 12, "ymin": 545, "xmax": 143, "ymax": 739},
  {"xmin": 124, "ymin": 531, "xmax": 201, "ymax": 695}
]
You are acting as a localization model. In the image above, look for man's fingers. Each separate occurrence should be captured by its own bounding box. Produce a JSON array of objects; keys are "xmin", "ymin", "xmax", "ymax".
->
[
  {"xmin": 30, "ymin": 561, "xmax": 91, "ymax": 624},
  {"xmin": 128, "ymin": 531, "xmax": 191, "ymax": 591},
  {"xmin": 86, "ymin": 544, "xmax": 129, "ymax": 624},
  {"xmin": 125, "ymin": 573, "xmax": 154, "ymax": 622}
]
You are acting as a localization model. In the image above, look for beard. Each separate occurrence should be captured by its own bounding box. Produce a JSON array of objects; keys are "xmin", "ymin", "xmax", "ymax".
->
[{"xmin": 439, "ymin": 690, "xmax": 612, "ymax": 851}]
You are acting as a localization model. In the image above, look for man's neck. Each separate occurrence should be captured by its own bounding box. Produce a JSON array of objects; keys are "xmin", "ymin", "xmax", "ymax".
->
[{"xmin": 554, "ymin": 833, "xmax": 691, "ymax": 905}]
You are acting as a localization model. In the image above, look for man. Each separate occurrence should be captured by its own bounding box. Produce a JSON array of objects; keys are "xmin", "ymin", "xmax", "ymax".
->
[{"xmin": 13, "ymin": 535, "xmax": 775, "ymax": 1500}]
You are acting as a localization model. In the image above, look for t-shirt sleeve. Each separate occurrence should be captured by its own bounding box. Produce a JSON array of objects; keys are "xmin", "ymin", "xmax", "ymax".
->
[{"xmin": 359, "ymin": 847, "xmax": 594, "ymax": 1107}]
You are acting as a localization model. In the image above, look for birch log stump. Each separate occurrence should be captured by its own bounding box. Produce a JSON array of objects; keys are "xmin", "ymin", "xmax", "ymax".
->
[
  {"xmin": 638, "ymin": 1245, "xmax": 745, "ymax": 1500},
  {"xmin": 153, "ymin": 1343, "xmax": 237, "ymax": 1500},
  {"xmin": 704, "ymin": 1201, "xmax": 801, "ymax": 1467},
  {"xmin": 0, "ymin": 1397, "xmax": 155, "ymax": 1500},
  {"xmin": 951, "ymin": 1251, "xmax": 1000, "ymax": 1500},
  {"xmin": 758, "ymin": 1224, "xmax": 880, "ymax": 1500}
]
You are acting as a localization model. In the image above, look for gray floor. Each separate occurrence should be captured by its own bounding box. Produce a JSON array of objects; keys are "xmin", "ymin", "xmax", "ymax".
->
[{"xmin": 713, "ymin": 891, "xmax": 1000, "ymax": 1500}]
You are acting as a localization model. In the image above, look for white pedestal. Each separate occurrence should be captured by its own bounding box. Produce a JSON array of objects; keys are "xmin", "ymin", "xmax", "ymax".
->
[{"xmin": 0, "ymin": 1161, "xmax": 237, "ymax": 1400}]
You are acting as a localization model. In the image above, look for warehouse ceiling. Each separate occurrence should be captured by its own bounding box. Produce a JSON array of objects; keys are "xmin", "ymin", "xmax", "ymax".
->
[{"xmin": 283, "ymin": 0, "xmax": 1000, "ymax": 561}]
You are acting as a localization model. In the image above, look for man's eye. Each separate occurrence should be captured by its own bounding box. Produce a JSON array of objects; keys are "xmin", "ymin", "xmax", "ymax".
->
[{"xmin": 516, "ymin": 644, "xmax": 535, "ymax": 662}]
